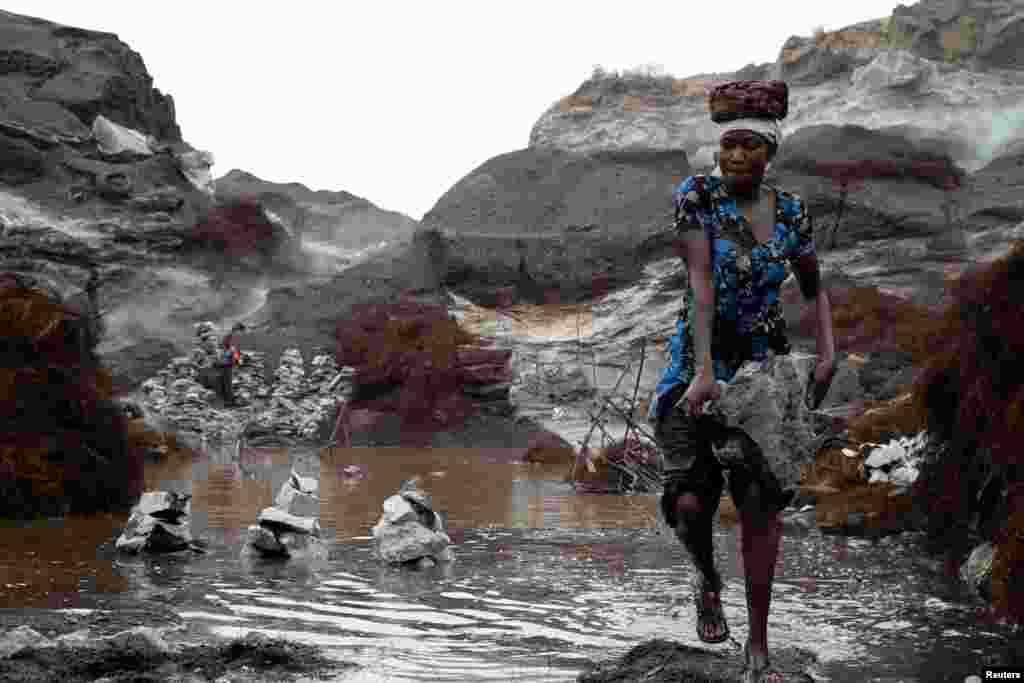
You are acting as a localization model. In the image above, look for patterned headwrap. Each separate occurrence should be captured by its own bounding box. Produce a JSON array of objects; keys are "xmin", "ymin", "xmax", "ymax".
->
[{"xmin": 717, "ymin": 117, "xmax": 783, "ymax": 151}]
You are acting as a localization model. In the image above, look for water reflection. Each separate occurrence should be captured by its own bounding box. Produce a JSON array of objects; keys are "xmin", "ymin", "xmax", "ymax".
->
[{"xmin": 0, "ymin": 445, "xmax": 1019, "ymax": 682}]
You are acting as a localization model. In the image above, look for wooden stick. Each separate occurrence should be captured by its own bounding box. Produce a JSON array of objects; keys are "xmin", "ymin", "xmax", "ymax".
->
[{"xmin": 602, "ymin": 395, "xmax": 657, "ymax": 443}]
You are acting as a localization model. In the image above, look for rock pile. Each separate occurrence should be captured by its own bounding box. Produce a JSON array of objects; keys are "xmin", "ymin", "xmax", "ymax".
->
[
  {"xmin": 115, "ymin": 491, "xmax": 197, "ymax": 554},
  {"xmin": 244, "ymin": 470, "xmax": 327, "ymax": 561},
  {"xmin": 141, "ymin": 323, "xmax": 356, "ymax": 443},
  {"xmin": 372, "ymin": 478, "xmax": 454, "ymax": 567}
]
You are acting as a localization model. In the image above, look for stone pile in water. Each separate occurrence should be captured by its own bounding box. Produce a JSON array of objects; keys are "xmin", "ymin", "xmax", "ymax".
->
[
  {"xmin": 115, "ymin": 491, "xmax": 200, "ymax": 553},
  {"xmin": 141, "ymin": 322, "xmax": 356, "ymax": 443},
  {"xmin": 372, "ymin": 477, "xmax": 454, "ymax": 568},
  {"xmin": 244, "ymin": 470, "xmax": 327, "ymax": 561}
]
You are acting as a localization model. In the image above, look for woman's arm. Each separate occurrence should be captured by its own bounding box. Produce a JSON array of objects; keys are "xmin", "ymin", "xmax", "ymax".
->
[
  {"xmin": 680, "ymin": 229, "xmax": 715, "ymax": 378},
  {"xmin": 792, "ymin": 252, "xmax": 835, "ymax": 363}
]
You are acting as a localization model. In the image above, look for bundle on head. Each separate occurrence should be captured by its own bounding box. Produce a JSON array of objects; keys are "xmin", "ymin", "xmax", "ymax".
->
[{"xmin": 708, "ymin": 80, "xmax": 789, "ymax": 123}]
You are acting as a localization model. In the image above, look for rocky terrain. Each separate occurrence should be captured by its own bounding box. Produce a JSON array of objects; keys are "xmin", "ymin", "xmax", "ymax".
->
[{"xmin": 1, "ymin": 0, "xmax": 1023, "ymax": 679}]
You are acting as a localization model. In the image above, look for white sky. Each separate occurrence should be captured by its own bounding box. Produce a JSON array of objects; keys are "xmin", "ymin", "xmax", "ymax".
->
[{"xmin": 9, "ymin": 1, "xmax": 902, "ymax": 221}]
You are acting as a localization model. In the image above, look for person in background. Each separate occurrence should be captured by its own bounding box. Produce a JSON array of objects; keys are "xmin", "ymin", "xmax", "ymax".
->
[
  {"xmin": 219, "ymin": 323, "xmax": 245, "ymax": 407},
  {"xmin": 648, "ymin": 80, "xmax": 837, "ymax": 682}
]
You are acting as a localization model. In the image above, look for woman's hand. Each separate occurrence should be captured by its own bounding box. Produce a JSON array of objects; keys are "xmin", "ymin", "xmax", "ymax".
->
[{"xmin": 676, "ymin": 375, "xmax": 723, "ymax": 418}]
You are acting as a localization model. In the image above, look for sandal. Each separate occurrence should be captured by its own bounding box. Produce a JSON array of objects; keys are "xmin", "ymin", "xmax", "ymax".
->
[
  {"xmin": 741, "ymin": 641, "xmax": 786, "ymax": 683},
  {"xmin": 693, "ymin": 576, "xmax": 730, "ymax": 644}
]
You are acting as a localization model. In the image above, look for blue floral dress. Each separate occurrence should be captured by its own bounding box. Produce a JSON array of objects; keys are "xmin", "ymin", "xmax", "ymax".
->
[{"xmin": 649, "ymin": 174, "xmax": 815, "ymax": 421}]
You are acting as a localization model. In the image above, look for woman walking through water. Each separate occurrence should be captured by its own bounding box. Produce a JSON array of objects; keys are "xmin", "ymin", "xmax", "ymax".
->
[{"xmin": 649, "ymin": 80, "xmax": 837, "ymax": 682}]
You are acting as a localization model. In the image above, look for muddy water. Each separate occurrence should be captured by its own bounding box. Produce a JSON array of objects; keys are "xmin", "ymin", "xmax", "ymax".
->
[{"xmin": 0, "ymin": 446, "xmax": 1019, "ymax": 682}]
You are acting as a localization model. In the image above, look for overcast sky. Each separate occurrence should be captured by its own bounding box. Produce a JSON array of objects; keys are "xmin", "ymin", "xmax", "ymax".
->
[{"xmin": 10, "ymin": 1, "xmax": 902, "ymax": 221}]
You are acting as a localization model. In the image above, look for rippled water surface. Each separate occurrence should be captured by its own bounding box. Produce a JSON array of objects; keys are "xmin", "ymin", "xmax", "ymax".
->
[{"xmin": 1, "ymin": 446, "xmax": 1019, "ymax": 682}]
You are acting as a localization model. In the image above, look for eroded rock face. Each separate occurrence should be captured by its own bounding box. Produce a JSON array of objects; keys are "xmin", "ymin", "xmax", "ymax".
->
[{"xmin": 0, "ymin": 9, "xmax": 180, "ymax": 140}]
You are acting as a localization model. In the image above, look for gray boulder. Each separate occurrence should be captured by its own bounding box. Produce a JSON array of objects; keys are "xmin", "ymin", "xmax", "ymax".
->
[{"xmin": 705, "ymin": 352, "xmax": 819, "ymax": 492}]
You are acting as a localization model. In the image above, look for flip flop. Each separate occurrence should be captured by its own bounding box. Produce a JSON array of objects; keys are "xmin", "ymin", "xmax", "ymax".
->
[{"xmin": 694, "ymin": 577, "xmax": 730, "ymax": 644}]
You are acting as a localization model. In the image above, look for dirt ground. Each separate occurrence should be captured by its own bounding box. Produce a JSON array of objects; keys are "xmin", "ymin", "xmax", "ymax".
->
[
  {"xmin": 577, "ymin": 638, "xmax": 818, "ymax": 682},
  {"xmin": 0, "ymin": 601, "xmax": 353, "ymax": 682}
]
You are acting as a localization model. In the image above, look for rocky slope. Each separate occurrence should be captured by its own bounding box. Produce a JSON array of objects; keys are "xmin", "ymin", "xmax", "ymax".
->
[
  {"xmin": 215, "ymin": 169, "xmax": 417, "ymax": 250},
  {"xmin": 414, "ymin": 0, "xmax": 1024, "ymax": 312}
]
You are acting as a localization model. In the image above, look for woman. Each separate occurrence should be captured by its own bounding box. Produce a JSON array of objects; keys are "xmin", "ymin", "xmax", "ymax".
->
[
  {"xmin": 650, "ymin": 80, "xmax": 837, "ymax": 682},
  {"xmin": 219, "ymin": 323, "xmax": 244, "ymax": 407}
]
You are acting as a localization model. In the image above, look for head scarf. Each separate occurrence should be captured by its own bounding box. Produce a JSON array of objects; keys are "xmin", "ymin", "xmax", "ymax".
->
[
  {"xmin": 711, "ymin": 117, "xmax": 783, "ymax": 176},
  {"xmin": 718, "ymin": 117, "xmax": 782, "ymax": 150}
]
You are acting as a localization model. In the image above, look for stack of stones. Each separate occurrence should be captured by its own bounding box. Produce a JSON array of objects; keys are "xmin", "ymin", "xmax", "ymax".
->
[
  {"xmin": 371, "ymin": 478, "xmax": 454, "ymax": 568},
  {"xmin": 115, "ymin": 491, "xmax": 196, "ymax": 553},
  {"xmin": 244, "ymin": 470, "xmax": 327, "ymax": 561}
]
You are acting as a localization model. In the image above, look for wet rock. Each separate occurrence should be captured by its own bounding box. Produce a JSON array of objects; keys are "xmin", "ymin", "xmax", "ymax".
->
[
  {"xmin": 960, "ymin": 542, "xmax": 995, "ymax": 600},
  {"xmin": 0, "ymin": 626, "xmax": 50, "ymax": 658},
  {"xmin": 372, "ymin": 482, "xmax": 453, "ymax": 565},
  {"xmin": 115, "ymin": 491, "xmax": 194, "ymax": 553},
  {"xmin": 256, "ymin": 507, "xmax": 320, "ymax": 537},
  {"xmin": 245, "ymin": 524, "xmax": 285, "ymax": 555}
]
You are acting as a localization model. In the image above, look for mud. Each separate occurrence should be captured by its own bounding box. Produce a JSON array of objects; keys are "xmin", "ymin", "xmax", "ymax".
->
[
  {"xmin": 577, "ymin": 638, "xmax": 818, "ymax": 682},
  {"xmin": 0, "ymin": 601, "xmax": 354, "ymax": 682}
]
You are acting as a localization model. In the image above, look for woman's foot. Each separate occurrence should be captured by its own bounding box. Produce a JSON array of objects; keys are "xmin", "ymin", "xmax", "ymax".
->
[
  {"xmin": 742, "ymin": 641, "xmax": 785, "ymax": 682},
  {"xmin": 694, "ymin": 576, "xmax": 729, "ymax": 643}
]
